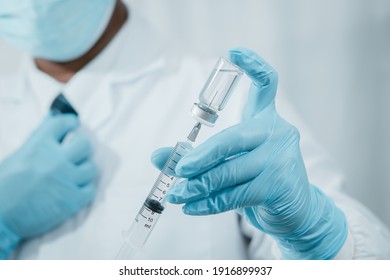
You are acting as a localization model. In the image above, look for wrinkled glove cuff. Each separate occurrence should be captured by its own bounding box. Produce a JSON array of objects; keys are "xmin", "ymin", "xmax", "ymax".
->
[
  {"xmin": 0, "ymin": 219, "xmax": 20, "ymax": 259},
  {"xmin": 277, "ymin": 186, "xmax": 348, "ymax": 259}
]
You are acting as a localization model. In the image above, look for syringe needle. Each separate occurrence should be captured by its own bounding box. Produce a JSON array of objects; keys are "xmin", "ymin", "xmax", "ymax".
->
[
  {"xmin": 116, "ymin": 56, "xmax": 243, "ymax": 258},
  {"xmin": 187, "ymin": 122, "xmax": 202, "ymax": 142}
]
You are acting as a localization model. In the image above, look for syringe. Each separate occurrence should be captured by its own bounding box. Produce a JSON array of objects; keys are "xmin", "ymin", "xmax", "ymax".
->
[
  {"xmin": 116, "ymin": 123, "xmax": 202, "ymax": 258},
  {"xmin": 116, "ymin": 57, "xmax": 243, "ymax": 259}
]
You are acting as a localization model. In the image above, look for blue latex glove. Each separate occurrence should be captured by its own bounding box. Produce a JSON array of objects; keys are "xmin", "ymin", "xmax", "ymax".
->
[
  {"xmin": 151, "ymin": 48, "xmax": 347, "ymax": 259},
  {"xmin": 0, "ymin": 114, "xmax": 98, "ymax": 259}
]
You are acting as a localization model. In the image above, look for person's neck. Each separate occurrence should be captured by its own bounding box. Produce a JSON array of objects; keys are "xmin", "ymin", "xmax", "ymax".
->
[{"xmin": 34, "ymin": 0, "xmax": 128, "ymax": 83}]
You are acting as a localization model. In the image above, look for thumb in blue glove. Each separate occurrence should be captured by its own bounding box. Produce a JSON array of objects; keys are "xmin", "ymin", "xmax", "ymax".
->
[
  {"xmin": 151, "ymin": 48, "xmax": 347, "ymax": 260},
  {"xmin": 0, "ymin": 114, "xmax": 98, "ymax": 259}
]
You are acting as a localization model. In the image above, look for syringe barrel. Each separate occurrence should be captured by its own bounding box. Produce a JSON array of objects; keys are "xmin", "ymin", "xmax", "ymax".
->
[
  {"xmin": 119, "ymin": 141, "xmax": 193, "ymax": 255},
  {"xmin": 118, "ymin": 56, "xmax": 244, "ymax": 258}
]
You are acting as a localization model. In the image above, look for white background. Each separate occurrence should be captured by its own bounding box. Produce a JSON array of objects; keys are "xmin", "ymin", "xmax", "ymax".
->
[
  {"xmin": 1, "ymin": 0, "xmax": 389, "ymax": 228},
  {"xmin": 0, "ymin": 260, "xmax": 390, "ymax": 279}
]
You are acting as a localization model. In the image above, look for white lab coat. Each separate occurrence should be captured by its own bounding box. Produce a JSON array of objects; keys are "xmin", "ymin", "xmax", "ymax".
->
[{"xmin": 0, "ymin": 12, "xmax": 389, "ymax": 260}]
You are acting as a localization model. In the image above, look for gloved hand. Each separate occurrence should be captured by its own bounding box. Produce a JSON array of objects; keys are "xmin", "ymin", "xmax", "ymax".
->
[
  {"xmin": 0, "ymin": 114, "xmax": 98, "ymax": 259},
  {"xmin": 151, "ymin": 48, "xmax": 348, "ymax": 259}
]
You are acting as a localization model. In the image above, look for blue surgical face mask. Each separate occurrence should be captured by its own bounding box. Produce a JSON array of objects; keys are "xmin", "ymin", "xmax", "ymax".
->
[{"xmin": 0, "ymin": 0, "xmax": 116, "ymax": 62}]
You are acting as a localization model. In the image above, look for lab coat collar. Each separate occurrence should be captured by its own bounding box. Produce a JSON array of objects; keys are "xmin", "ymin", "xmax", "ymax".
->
[
  {"xmin": 21, "ymin": 7, "xmax": 168, "ymax": 130},
  {"xmin": 22, "ymin": 56, "xmax": 62, "ymax": 115}
]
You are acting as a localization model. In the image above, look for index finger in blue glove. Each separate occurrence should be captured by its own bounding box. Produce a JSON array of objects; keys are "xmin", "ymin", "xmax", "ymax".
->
[
  {"xmin": 150, "ymin": 147, "xmax": 174, "ymax": 171},
  {"xmin": 176, "ymin": 114, "xmax": 278, "ymax": 177},
  {"xmin": 229, "ymin": 48, "xmax": 278, "ymax": 119},
  {"xmin": 180, "ymin": 159, "xmax": 289, "ymax": 216},
  {"xmin": 38, "ymin": 114, "xmax": 79, "ymax": 142},
  {"xmin": 168, "ymin": 140, "xmax": 276, "ymax": 204}
]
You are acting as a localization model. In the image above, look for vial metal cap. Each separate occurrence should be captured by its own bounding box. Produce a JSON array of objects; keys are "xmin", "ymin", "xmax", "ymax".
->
[{"xmin": 191, "ymin": 103, "xmax": 218, "ymax": 126}]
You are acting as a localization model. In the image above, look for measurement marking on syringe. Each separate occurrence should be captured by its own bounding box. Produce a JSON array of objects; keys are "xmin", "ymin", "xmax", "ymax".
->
[{"xmin": 116, "ymin": 59, "xmax": 242, "ymax": 259}]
